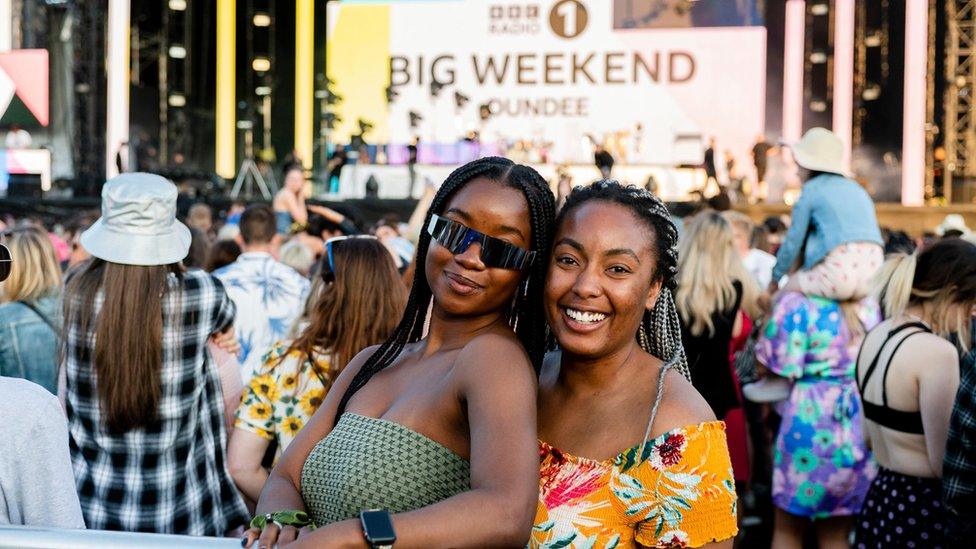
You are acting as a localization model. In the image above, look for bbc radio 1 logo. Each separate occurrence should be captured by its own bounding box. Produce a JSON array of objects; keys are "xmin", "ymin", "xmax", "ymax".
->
[
  {"xmin": 550, "ymin": 0, "xmax": 587, "ymax": 39},
  {"xmin": 488, "ymin": 0, "xmax": 588, "ymax": 38}
]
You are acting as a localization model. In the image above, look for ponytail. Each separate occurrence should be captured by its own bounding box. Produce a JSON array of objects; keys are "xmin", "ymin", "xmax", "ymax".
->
[{"xmin": 873, "ymin": 252, "xmax": 918, "ymax": 319}]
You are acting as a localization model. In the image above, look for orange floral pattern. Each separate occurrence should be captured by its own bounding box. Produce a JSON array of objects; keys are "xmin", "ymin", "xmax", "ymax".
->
[{"xmin": 531, "ymin": 421, "xmax": 738, "ymax": 548}]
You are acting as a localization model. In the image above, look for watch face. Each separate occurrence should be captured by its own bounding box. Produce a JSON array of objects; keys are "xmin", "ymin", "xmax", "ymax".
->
[{"xmin": 361, "ymin": 509, "xmax": 396, "ymax": 543}]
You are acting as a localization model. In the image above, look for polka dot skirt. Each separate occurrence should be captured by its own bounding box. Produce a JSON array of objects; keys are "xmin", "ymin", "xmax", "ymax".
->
[{"xmin": 854, "ymin": 467, "xmax": 946, "ymax": 549}]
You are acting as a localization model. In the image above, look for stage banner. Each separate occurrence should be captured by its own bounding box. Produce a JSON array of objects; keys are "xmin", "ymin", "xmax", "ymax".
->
[{"xmin": 326, "ymin": 0, "xmax": 765, "ymax": 166}]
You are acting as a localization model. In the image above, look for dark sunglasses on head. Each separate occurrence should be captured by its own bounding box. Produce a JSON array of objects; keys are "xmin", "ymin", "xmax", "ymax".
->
[
  {"xmin": 320, "ymin": 235, "xmax": 379, "ymax": 282},
  {"xmin": 427, "ymin": 214, "xmax": 535, "ymax": 271},
  {"xmin": 0, "ymin": 244, "xmax": 10, "ymax": 283}
]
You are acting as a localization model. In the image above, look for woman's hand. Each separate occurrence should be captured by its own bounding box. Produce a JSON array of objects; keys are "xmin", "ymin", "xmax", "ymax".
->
[
  {"xmin": 211, "ymin": 327, "xmax": 240, "ymax": 356},
  {"xmin": 242, "ymin": 523, "xmax": 310, "ymax": 548}
]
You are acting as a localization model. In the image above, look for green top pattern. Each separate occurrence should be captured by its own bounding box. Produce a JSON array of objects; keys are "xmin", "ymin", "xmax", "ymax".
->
[{"xmin": 300, "ymin": 413, "xmax": 471, "ymax": 526}]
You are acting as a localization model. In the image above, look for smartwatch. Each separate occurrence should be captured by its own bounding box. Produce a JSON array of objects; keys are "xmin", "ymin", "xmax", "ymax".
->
[{"xmin": 360, "ymin": 509, "xmax": 396, "ymax": 548}]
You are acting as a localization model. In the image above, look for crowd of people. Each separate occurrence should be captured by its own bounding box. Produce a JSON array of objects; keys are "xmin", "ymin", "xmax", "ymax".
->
[{"xmin": 0, "ymin": 127, "xmax": 974, "ymax": 548}]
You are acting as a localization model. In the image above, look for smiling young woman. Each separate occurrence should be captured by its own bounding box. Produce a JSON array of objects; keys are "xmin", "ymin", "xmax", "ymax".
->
[
  {"xmin": 531, "ymin": 181, "xmax": 738, "ymax": 549},
  {"xmin": 244, "ymin": 157, "xmax": 556, "ymax": 548}
]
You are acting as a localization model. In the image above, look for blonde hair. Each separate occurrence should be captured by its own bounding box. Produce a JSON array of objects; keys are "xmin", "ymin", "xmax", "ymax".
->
[
  {"xmin": 721, "ymin": 210, "xmax": 754, "ymax": 236},
  {"xmin": 873, "ymin": 238, "xmax": 976, "ymax": 349},
  {"xmin": 0, "ymin": 227, "xmax": 63, "ymax": 303},
  {"xmin": 279, "ymin": 238, "xmax": 315, "ymax": 276},
  {"xmin": 677, "ymin": 210, "xmax": 760, "ymax": 336}
]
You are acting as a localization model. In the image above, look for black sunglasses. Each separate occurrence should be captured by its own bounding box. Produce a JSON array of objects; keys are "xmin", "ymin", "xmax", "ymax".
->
[
  {"xmin": 0, "ymin": 244, "xmax": 10, "ymax": 283},
  {"xmin": 427, "ymin": 214, "xmax": 535, "ymax": 271}
]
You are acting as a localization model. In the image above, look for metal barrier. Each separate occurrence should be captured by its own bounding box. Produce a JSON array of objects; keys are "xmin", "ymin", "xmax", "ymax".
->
[{"xmin": 0, "ymin": 525, "xmax": 242, "ymax": 548}]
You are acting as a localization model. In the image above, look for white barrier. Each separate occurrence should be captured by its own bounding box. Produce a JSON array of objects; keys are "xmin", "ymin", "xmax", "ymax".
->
[{"xmin": 0, "ymin": 525, "xmax": 242, "ymax": 548}]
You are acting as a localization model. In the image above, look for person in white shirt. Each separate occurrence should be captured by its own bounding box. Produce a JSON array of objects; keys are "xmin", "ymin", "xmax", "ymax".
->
[
  {"xmin": 4, "ymin": 124, "xmax": 32, "ymax": 149},
  {"xmin": 213, "ymin": 205, "xmax": 310, "ymax": 383},
  {"xmin": 0, "ymin": 376, "xmax": 85, "ymax": 529},
  {"xmin": 724, "ymin": 210, "xmax": 777, "ymax": 289}
]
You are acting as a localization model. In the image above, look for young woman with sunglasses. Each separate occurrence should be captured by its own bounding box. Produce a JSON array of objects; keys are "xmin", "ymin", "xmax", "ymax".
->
[
  {"xmin": 244, "ymin": 157, "xmax": 556, "ymax": 548},
  {"xmin": 227, "ymin": 236, "xmax": 407, "ymax": 504},
  {"xmin": 531, "ymin": 182, "xmax": 737, "ymax": 548}
]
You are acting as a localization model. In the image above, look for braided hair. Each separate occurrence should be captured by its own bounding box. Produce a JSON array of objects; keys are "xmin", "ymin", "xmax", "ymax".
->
[
  {"xmin": 557, "ymin": 180, "xmax": 690, "ymax": 380},
  {"xmin": 334, "ymin": 157, "xmax": 556, "ymax": 422}
]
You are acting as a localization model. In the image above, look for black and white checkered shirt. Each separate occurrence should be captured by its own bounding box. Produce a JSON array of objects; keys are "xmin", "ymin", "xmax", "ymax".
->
[{"xmin": 64, "ymin": 269, "xmax": 249, "ymax": 535}]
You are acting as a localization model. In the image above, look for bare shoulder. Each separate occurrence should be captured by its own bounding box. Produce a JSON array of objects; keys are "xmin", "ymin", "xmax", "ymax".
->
[
  {"xmin": 903, "ymin": 333, "xmax": 959, "ymax": 372},
  {"xmin": 331, "ymin": 344, "xmax": 383, "ymax": 390},
  {"xmin": 653, "ymin": 367, "xmax": 717, "ymax": 435},
  {"xmin": 455, "ymin": 332, "xmax": 535, "ymax": 385}
]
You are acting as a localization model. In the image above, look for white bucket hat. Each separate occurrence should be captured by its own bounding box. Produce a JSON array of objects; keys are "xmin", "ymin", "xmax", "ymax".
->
[
  {"xmin": 935, "ymin": 213, "xmax": 971, "ymax": 237},
  {"xmin": 789, "ymin": 127, "xmax": 848, "ymax": 176},
  {"xmin": 80, "ymin": 173, "xmax": 191, "ymax": 266}
]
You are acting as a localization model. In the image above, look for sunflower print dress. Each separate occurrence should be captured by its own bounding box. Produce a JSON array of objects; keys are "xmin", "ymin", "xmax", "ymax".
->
[
  {"xmin": 531, "ymin": 421, "xmax": 738, "ymax": 548},
  {"xmin": 234, "ymin": 341, "xmax": 332, "ymax": 464}
]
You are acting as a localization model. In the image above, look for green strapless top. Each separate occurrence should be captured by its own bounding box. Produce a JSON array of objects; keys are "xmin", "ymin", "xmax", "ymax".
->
[{"xmin": 300, "ymin": 412, "xmax": 471, "ymax": 526}]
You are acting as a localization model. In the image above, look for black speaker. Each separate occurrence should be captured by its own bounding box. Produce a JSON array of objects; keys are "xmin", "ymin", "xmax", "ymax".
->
[{"xmin": 7, "ymin": 174, "xmax": 42, "ymax": 198}]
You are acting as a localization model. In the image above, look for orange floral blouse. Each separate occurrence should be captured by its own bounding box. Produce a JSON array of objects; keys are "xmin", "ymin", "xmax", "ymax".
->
[{"xmin": 531, "ymin": 421, "xmax": 738, "ymax": 549}]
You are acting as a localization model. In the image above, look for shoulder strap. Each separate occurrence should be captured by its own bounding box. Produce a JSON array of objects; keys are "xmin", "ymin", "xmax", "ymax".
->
[
  {"xmin": 880, "ymin": 326, "xmax": 931, "ymax": 407},
  {"xmin": 640, "ymin": 356, "xmax": 678, "ymax": 450},
  {"xmin": 858, "ymin": 321, "xmax": 929, "ymax": 397},
  {"xmin": 16, "ymin": 300, "xmax": 61, "ymax": 341}
]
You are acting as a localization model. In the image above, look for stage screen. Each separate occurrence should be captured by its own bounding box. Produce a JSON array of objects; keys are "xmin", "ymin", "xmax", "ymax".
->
[{"xmin": 326, "ymin": 0, "xmax": 766, "ymax": 167}]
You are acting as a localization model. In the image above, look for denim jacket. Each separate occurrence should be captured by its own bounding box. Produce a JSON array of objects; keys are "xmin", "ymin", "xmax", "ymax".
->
[
  {"xmin": 772, "ymin": 173, "xmax": 883, "ymax": 282},
  {"xmin": 0, "ymin": 294, "xmax": 61, "ymax": 394}
]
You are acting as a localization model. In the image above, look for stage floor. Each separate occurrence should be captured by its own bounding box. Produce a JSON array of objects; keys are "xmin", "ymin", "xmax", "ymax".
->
[{"xmin": 335, "ymin": 163, "xmax": 710, "ymax": 202}]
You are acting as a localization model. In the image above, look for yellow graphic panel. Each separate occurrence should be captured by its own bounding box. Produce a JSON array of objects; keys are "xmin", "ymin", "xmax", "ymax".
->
[{"xmin": 326, "ymin": 4, "xmax": 391, "ymax": 144}]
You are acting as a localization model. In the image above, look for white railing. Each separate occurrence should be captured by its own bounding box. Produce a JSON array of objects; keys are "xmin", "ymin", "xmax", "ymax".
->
[{"xmin": 0, "ymin": 525, "xmax": 243, "ymax": 548}]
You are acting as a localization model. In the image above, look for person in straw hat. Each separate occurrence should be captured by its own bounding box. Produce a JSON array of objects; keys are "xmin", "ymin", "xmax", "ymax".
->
[
  {"xmin": 768, "ymin": 128, "xmax": 884, "ymax": 302},
  {"xmin": 61, "ymin": 173, "xmax": 249, "ymax": 534}
]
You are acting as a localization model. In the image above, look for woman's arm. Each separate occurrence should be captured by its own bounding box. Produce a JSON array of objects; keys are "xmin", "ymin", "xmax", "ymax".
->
[
  {"xmin": 227, "ymin": 429, "xmax": 272, "ymax": 502},
  {"xmin": 770, "ymin": 191, "xmax": 812, "ymax": 283},
  {"xmin": 289, "ymin": 334, "xmax": 540, "ymax": 549},
  {"xmin": 244, "ymin": 346, "xmax": 378, "ymax": 548},
  {"xmin": 917, "ymin": 340, "xmax": 961, "ymax": 476}
]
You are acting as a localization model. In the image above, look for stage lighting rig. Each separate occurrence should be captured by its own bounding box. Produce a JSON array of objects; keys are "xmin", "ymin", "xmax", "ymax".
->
[
  {"xmin": 385, "ymin": 85, "xmax": 399, "ymax": 104},
  {"xmin": 324, "ymin": 112, "xmax": 341, "ymax": 130},
  {"xmin": 430, "ymin": 80, "xmax": 445, "ymax": 98},
  {"xmin": 409, "ymin": 111, "xmax": 424, "ymax": 129},
  {"xmin": 358, "ymin": 118, "xmax": 375, "ymax": 135}
]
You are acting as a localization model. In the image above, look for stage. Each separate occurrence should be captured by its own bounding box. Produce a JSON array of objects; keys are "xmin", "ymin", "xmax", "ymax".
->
[{"xmin": 337, "ymin": 163, "xmax": 710, "ymax": 201}]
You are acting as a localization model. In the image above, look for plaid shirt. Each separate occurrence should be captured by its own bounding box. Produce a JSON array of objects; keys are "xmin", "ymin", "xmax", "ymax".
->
[
  {"xmin": 944, "ymin": 348, "xmax": 976, "ymax": 543},
  {"xmin": 64, "ymin": 269, "xmax": 249, "ymax": 535}
]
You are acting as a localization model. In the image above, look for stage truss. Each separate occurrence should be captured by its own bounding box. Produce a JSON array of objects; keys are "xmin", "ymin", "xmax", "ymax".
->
[{"xmin": 944, "ymin": 0, "xmax": 976, "ymax": 202}]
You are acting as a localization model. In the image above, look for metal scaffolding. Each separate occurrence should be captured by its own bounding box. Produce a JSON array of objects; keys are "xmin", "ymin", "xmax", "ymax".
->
[
  {"xmin": 71, "ymin": 0, "xmax": 107, "ymax": 195},
  {"xmin": 944, "ymin": 0, "xmax": 976, "ymax": 202}
]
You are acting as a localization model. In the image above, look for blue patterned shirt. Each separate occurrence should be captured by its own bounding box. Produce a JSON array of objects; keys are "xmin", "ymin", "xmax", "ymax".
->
[{"xmin": 214, "ymin": 252, "xmax": 310, "ymax": 383}]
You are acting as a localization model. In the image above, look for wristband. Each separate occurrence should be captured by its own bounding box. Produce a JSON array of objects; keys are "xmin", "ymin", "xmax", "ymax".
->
[{"xmin": 249, "ymin": 510, "xmax": 316, "ymax": 530}]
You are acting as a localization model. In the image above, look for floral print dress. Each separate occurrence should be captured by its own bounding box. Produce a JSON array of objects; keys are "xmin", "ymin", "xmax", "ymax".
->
[
  {"xmin": 235, "ymin": 341, "xmax": 332, "ymax": 464},
  {"xmin": 531, "ymin": 422, "xmax": 738, "ymax": 548},
  {"xmin": 756, "ymin": 292, "xmax": 880, "ymax": 518}
]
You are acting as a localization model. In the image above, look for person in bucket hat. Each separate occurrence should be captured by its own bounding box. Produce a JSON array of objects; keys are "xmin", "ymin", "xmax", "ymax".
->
[
  {"xmin": 767, "ymin": 128, "xmax": 884, "ymax": 302},
  {"xmin": 62, "ymin": 173, "xmax": 250, "ymax": 534},
  {"xmin": 80, "ymin": 173, "xmax": 192, "ymax": 265}
]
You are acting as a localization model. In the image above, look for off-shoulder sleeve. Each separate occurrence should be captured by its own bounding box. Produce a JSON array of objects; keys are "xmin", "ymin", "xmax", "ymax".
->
[
  {"xmin": 755, "ymin": 292, "xmax": 810, "ymax": 380},
  {"xmin": 632, "ymin": 422, "xmax": 738, "ymax": 548}
]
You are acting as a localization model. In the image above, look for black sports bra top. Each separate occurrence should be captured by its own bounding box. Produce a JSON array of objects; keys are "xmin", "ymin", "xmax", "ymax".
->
[{"xmin": 856, "ymin": 322, "xmax": 930, "ymax": 435}]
